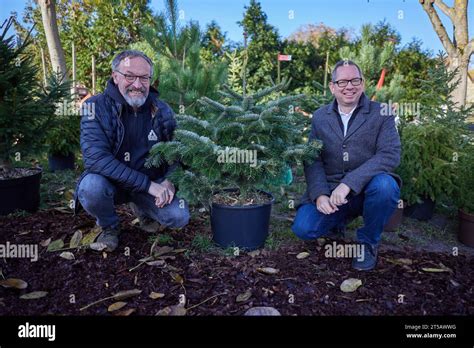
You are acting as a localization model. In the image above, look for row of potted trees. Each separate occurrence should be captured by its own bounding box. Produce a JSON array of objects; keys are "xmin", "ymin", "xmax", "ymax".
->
[{"xmin": 0, "ymin": 18, "xmax": 79, "ymax": 215}]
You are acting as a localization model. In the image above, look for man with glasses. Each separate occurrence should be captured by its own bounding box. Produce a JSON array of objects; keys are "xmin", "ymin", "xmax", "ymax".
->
[
  {"xmin": 74, "ymin": 50, "xmax": 189, "ymax": 252},
  {"xmin": 292, "ymin": 60, "xmax": 401, "ymax": 271}
]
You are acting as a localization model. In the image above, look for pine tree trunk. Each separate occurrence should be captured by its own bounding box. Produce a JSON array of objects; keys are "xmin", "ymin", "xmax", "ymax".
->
[{"xmin": 38, "ymin": 0, "xmax": 67, "ymax": 80}]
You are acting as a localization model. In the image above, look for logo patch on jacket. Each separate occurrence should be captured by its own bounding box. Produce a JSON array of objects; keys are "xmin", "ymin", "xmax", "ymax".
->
[{"xmin": 148, "ymin": 130, "xmax": 158, "ymax": 141}]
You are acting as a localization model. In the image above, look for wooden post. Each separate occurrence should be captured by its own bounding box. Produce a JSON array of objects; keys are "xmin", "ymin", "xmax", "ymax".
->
[
  {"xmin": 71, "ymin": 42, "xmax": 76, "ymax": 95},
  {"xmin": 242, "ymin": 31, "xmax": 247, "ymax": 97},
  {"xmin": 277, "ymin": 52, "xmax": 281, "ymax": 84},
  {"xmin": 323, "ymin": 51, "xmax": 329, "ymax": 96},
  {"xmin": 91, "ymin": 55, "xmax": 96, "ymax": 95},
  {"xmin": 40, "ymin": 47, "xmax": 47, "ymax": 87}
]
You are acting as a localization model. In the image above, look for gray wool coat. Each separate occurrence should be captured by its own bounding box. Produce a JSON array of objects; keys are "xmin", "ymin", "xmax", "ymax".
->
[{"xmin": 299, "ymin": 93, "xmax": 402, "ymax": 207}]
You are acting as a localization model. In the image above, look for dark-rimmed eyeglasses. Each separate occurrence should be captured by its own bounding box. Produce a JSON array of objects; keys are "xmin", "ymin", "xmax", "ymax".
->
[
  {"xmin": 333, "ymin": 78, "xmax": 363, "ymax": 88},
  {"xmin": 115, "ymin": 70, "xmax": 151, "ymax": 84}
]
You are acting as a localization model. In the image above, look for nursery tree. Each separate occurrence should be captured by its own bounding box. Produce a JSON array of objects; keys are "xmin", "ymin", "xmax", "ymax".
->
[
  {"xmin": 0, "ymin": 18, "xmax": 70, "ymax": 173},
  {"xmin": 143, "ymin": 0, "xmax": 226, "ymax": 114},
  {"xmin": 339, "ymin": 24, "xmax": 404, "ymax": 102},
  {"xmin": 146, "ymin": 79, "xmax": 321, "ymax": 207}
]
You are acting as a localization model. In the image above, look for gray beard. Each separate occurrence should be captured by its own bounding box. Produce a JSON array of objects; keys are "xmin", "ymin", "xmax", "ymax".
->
[{"xmin": 124, "ymin": 92, "xmax": 147, "ymax": 108}]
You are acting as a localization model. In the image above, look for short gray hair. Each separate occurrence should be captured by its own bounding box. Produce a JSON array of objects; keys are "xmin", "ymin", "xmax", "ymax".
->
[
  {"xmin": 331, "ymin": 60, "xmax": 363, "ymax": 82},
  {"xmin": 111, "ymin": 50, "xmax": 154, "ymax": 77}
]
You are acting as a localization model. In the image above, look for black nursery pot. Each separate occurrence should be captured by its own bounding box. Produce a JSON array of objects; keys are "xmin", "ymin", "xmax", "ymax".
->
[
  {"xmin": 0, "ymin": 168, "xmax": 42, "ymax": 215},
  {"xmin": 458, "ymin": 209, "xmax": 474, "ymax": 248},
  {"xmin": 211, "ymin": 190, "xmax": 275, "ymax": 251},
  {"xmin": 404, "ymin": 197, "xmax": 435, "ymax": 221},
  {"xmin": 48, "ymin": 152, "xmax": 75, "ymax": 172}
]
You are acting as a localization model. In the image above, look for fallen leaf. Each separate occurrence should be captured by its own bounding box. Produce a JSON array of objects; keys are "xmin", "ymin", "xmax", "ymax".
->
[
  {"xmin": 0, "ymin": 278, "xmax": 28, "ymax": 289},
  {"xmin": 421, "ymin": 267, "xmax": 450, "ymax": 273},
  {"xmin": 131, "ymin": 218, "xmax": 140, "ymax": 226},
  {"xmin": 326, "ymin": 281, "xmax": 335, "ymax": 287},
  {"xmin": 256, "ymin": 267, "xmax": 279, "ymax": 275},
  {"xmin": 59, "ymin": 252, "xmax": 75, "ymax": 260},
  {"xmin": 69, "ymin": 230, "xmax": 83, "ymax": 248},
  {"xmin": 89, "ymin": 242, "xmax": 107, "ymax": 251},
  {"xmin": 114, "ymin": 308, "xmax": 135, "ymax": 316},
  {"xmin": 154, "ymin": 246, "xmax": 174, "ymax": 257},
  {"xmin": 81, "ymin": 227, "xmax": 102, "ymax": 245},
  {"xmin": 54, "ymin": 186, "xmax": 66, "ymax": 193},
  {"xmin": 236, "ymin": 290, "xmax": 252, "ymax": 303},
  {"xmin": 149, "ymin": 292, "xmax": 165, "ymax": 299},
  {"xmin": 47, "ymin": 239, "xmax": 64, "ymax": 252},
  {"xmin": 20, "ymin": 291, "xmax": 48, "ymax": 300},
  {"xmin": 340, "ymin": 278, "xmax": 362, "ymax": 293},
  {"xmin": 386, "ymin": 258, "xmax": 413, "ymax": 266},
  {"xmin": 102, "ymin": 252, "xmax": 107, "ymax": 259},
  {"xmin": 108, "ymin": 301, "xmax": 127, "ymax": 312},
  {"xmin": 40, "ymin": 238, "xmax": 51, "ymax": 247},
  {"xmin": 172, "ymin": 249, "xmax": 187, "ymax": 254},
  {"xmin": 156, "ymin": 305, "xmax": 187, "ymax": 316},
  {"xmin": 146, "ymin": 260, "xmax": 166, "ymax": 267},
  {"xmin": 112, "ymin": 289, "xmax": 142, "ymax": 301},
  {"xmin": 247, "ymin": 250, "xmax": 261, "ymax": 258},
  {"xmin": 450, "ymin": 279, "xmax": 460, "ymax": 287},
  {"xmin": 170, "ymin": 272, "xmax": 184, "ymax": 284},
  {"xmin": 296, "ymin": 252, "xmax": 310, "ymax": 259}
]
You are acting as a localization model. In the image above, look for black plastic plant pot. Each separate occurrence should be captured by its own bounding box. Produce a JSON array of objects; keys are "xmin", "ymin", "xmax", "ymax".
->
[
  {"xmin": 211, "ymin": 190, "xmax": 275, "ymax": 251},
  {"xmin": 404, "ymin": 197, "xmax": 435, "ymax": 221},
  {"xmin": 0, "ymin": 168, "xmax": 42, "ymax": 215},
  {"xmin": 48, "ymin": 152, "xmax": 75, "ymax": 172}
]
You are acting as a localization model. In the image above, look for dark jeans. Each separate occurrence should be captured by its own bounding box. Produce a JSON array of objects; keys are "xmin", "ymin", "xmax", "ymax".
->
[
  {"xmin": 77, "ymin": 173, "xmax": 190, "ymax": 229},
  {"xmin": 292, "ymin": 173, "xmax": 400, "ymax": 248}
]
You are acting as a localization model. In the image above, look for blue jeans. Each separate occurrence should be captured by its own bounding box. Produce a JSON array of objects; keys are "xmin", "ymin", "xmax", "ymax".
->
[
  {"xmin": 78, "ymin": 173, "xmax": 190, "ymax": 229},
  {"xmin": 292, "ymin": 173, "xmax": 400, "ymax": 248}
]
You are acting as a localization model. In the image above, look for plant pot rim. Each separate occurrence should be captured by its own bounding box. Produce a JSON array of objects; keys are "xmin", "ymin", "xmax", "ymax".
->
[
  {"xmin": 0, "ymin": 166, "xmax": 43, "ymax": 181},
  {"xmin": 211, "ymin": 188, "xmax": 275, "ymax": 210}
]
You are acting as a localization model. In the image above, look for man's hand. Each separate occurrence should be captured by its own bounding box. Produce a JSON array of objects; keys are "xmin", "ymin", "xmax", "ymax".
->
[
  {"xmin": 160, "ymin": 179, "xmax": 176, "ymax": 204},
  {"xmin": 330, "ymin": 183, "xmax": 351, "ymax": 206},
  {"xmin": 316, "ymin": 195, "xmax": 338, "ymax": 215},
  {"xmin": 148, "ymin": 181, "xmax": 174, "ymax": 208}
]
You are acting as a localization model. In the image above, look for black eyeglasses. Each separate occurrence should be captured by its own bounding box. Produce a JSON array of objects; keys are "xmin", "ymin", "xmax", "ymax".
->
[
  {"xmin": 333, "ymin": 78, "xmax": 363, "ymax": 88},
  {"xmin": 115, "ymin": 70, "xmax": 151, "ymax": 84}
]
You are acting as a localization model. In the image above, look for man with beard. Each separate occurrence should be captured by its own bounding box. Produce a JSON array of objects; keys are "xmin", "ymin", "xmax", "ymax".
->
[
  {"xmin": 292, "ymin": 60, "xmax": 401, "ymax": 271},
  {"xmin": 74, "ymin": 50, "xmax": 189, "ymax": 252}
]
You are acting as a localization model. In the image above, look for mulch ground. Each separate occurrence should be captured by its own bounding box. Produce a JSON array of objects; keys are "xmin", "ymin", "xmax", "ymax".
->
[{"xmin": 0, "ymin": 208, "xmax": 473, "ymax": 316}]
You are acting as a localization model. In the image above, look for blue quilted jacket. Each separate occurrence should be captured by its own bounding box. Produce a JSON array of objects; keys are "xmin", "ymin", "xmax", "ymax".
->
[{"xmin": 73, "ymin": 79, "xmax": 176, "ymax": 214}]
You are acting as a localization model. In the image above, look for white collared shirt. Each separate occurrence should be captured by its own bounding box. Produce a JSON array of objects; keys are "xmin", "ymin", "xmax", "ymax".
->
[{"xmin": 338, "ymin": 105, "xmax": 357, "ymax": 136}]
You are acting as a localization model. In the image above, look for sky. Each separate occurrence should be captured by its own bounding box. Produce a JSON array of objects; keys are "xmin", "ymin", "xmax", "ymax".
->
[{"xmin": 1, "ymin": 0, "xmax": 473, "ymax": 63}]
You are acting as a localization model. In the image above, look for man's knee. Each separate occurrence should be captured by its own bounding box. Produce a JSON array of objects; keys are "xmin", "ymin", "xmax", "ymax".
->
[
  {"xmin": 291, "ymin": 204, "xmax": 326, "ymax": 240},
  {"xmin": 162, "ymin": 200, "xmax": 190, "ymax": 228},
  {"xmin": 78, "ymin": 174, "xmax": 115, "ymax": 205},
  {"xmin": 291, "ymin": 221, "xmax": 315, "ymax": 240},
  {"xmin": 365, "ymin": 173, "xmax": 399, "ymax": 201}
]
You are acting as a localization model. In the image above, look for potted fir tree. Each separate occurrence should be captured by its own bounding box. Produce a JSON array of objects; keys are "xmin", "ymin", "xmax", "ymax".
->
[
  {"xmin": 0, "ymin": 18, "xmax": 69, "ymax": 215},
  {"xmin": 46, "ymin": 110, "xmax": 80, "ymax": 172},
  {"xmin": 455, "ymin": 143, "xmax": 474, "ymax": 247},
  {"xmin": 396, "ymin": 54, "xmax": 473, "ymax": 221},
  {"xmin": 147, "ymin": 80, "xmax": 321, "ymax": 250}
]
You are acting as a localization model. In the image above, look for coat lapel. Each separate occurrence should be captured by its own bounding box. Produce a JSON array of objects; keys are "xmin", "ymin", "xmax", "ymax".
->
[
  {"xmin": 326, "ymin": 101, "xmax": 344, "ymax": 141},
  {"xmin": 343, "ymin": 94, "xmax": 371, "ymax": 140}
]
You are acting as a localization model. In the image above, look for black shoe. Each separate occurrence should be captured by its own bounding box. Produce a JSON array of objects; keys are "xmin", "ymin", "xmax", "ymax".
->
[
  {"xmin": 352, "ymin": 243, "xmax": 378, "ymax": 271},
  {"xmin": 325, "ymin": 225, "xmax": 346, "ymax": 239},
  {"xmin": 96, "ymin": 225, "xmax": 121, "ymax": 252}
]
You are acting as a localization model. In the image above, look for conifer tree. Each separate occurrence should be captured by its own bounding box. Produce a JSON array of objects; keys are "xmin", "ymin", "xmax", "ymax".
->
[{"xmin": 146, "ymin": 79, "xmax": 321, "ymax": 207}]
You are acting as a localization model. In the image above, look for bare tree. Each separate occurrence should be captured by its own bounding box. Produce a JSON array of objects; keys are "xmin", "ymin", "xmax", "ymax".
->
[
  {"xmin": 38, "ymin": 0, "xmax": 67, "ymax": 80},
  {"xmin": 420, "ymin": 0, "xmax": 473, "ymax": 107}
]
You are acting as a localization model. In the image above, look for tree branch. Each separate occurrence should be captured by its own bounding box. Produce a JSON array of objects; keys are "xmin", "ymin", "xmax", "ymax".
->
[
  {"xmin": 420, "ymin": 0, "xmax": 457, "ymax": 56},
  {"xmin": 465, "ymin": 39, "xmax": 474, "ymax": 58},
  {"xmin": 434, "ymin": 0, "xmax": 454, "ymax": 19}
]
